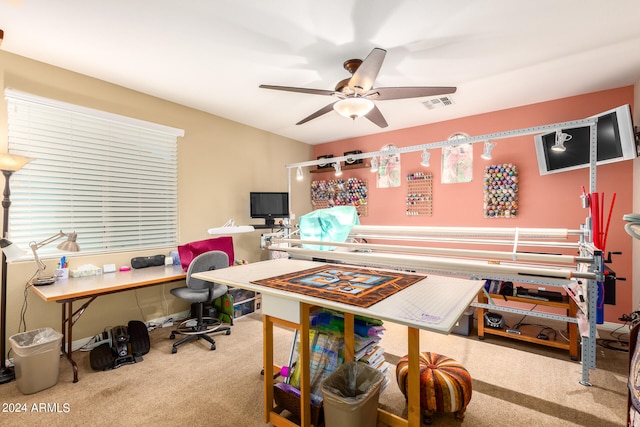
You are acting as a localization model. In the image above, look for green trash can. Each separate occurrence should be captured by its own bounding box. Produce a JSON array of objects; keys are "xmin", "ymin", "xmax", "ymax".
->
[
  {"xmin": 9, "ymin": 327, "xmax": 63, "ymax": 394},
  {"xmin": 321, "ymin": 361, "xmax": 385, "ymax": 427}
]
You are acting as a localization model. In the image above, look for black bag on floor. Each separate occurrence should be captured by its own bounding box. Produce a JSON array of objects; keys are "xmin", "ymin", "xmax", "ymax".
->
[{"xmin": 90, "ymin": 320, "xmax": 150, "ymax": 371}]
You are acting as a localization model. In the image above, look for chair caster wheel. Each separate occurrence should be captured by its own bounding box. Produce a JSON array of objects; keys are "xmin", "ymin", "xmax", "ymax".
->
[
  {"xmin": 225, "ymin": 330, "xmax": 231, "ymax": 335},
  {"xmin": 170, "ymin": 333, "xmax": 175, "ymax": 339},
  {"xmin": 171, "ymin": 347, "xmax": 177, "ymax": 354},
  {"xmin": 210, "ymin": 343, "xmax": 216, "ymax": 351}
]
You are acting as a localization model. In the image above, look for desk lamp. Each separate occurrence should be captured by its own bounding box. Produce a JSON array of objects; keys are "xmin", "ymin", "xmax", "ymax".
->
[
  {"xmin": 30, "ymin": 231, "xmax": 80, "ymax": 286},
  {"xmin": 0, "ymin": 153, "xmax": 33, "ymax": 384}
]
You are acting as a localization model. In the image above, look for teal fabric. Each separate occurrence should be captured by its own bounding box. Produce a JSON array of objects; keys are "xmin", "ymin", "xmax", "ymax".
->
[{"xmin": 298, "ymin": 206, "xmax": 359, "ymax": 250}]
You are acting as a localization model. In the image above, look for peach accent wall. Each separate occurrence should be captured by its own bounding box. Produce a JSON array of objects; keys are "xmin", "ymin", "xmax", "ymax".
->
[{"xmin": 312, "ymin": 87, "xmax": 635, "ymax": 323}]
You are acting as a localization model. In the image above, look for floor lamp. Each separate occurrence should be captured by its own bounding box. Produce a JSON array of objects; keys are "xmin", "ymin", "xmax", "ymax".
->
[{"xmin": 0, "ymin": 153, "xmax": 33, "ymax": 384}]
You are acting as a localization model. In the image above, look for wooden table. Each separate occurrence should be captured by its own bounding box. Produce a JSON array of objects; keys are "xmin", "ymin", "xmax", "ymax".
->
[
  {"xmin": 31, "ymin": 265, "xmax": 186, "ymax": 383},
  {"xmin": 193, "ymin": 258, "xmax": 483, "ymax": 427}
]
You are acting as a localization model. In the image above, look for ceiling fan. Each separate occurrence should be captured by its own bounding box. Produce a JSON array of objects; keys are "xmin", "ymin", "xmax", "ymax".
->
[{"xmin": 259, "ymin": 48, "xmax": 456, "ymax": 128}]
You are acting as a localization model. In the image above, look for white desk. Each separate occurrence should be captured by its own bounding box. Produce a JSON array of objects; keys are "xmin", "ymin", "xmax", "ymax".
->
[
  {"xmin": 193, "ymin": 258, "xmax": 483, "ymax": 427},
  {"xmin": 32, "ymin": 265, "xmax": 186, "ymax": 383}
]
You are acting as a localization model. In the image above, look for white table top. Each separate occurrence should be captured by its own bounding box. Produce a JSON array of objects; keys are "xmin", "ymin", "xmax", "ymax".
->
[
  {"xmin": 192, "ymin": 258, "xmax": 484, "ymax": 334},
  {"xmin": 207, "ymin": 225, "xmax": 255, "ymax": 235},
  {"xmin": 31, "ymin": 265, "xmax": 186, "ymax": 302}
]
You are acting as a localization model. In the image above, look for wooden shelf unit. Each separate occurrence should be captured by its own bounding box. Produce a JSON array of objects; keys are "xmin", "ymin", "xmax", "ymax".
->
[
  {"xmin": 477, "ymin": 291, "xmax": 579, "ymax": 360},
  {"xmin": 309, "ymin": 163, "xmax": 369, "ymax": 173}
]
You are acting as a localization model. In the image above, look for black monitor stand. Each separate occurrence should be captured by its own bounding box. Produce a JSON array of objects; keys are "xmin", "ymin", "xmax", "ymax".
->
[{"xmin": 253, "ymin": 218, "xmax": 276, "ymax": 230}]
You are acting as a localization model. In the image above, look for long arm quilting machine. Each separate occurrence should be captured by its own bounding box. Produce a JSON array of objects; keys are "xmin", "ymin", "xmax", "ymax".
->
[{"xmin": 270, "ymin": 224, "xmax": 602, "ymax": 385}]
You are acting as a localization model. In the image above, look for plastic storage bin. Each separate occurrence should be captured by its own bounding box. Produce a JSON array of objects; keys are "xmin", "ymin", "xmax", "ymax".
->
[
  {"xmin": 451, "ymin": 307, "xmax": 474, "ymax": 336},
  {"xmin": 9, "ymin": 327, "xmax": 63, "ymax": 394},
  {"xmin": 321, "ymin": 361, "xmax": 385, "ymax": 427}
]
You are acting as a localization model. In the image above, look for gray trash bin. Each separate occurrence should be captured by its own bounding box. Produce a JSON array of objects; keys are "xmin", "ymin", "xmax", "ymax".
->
[
  {"xmin": 9, "ymin": 327, "xmax": 63, "ymax": 394},
  {"xmin": 321, "ymin": 361, "xmax": 385, "ymax": 427}
]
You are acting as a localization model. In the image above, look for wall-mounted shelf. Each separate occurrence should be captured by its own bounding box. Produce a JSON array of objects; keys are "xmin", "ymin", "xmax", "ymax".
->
[{"xmin": 309, "ymin": 163, "xmax": 370, "ymax": 173}]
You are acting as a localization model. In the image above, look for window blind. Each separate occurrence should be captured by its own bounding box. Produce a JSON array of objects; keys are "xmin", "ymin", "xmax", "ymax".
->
[{"xmin": 5, "ymin": 89, "xmax": 184, "ymax": 257}]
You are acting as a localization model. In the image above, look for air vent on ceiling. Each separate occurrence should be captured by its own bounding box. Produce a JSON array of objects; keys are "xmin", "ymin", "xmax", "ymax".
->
[{"xmin": 422, "ymin": 95, "xmax": 455, "ymax": 110}]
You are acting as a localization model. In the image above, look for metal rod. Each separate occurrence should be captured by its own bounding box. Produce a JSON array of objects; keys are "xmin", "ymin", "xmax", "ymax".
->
[
  {"xmin": 350, "ymin": 225, "xmax": 580, "ymax": 239},
  {"xmin": 276, "ymin": 246, "xmax": 594, "ymax": 281},
  {"xmin": 345, "ymin": 234, "xmax": 581, "ymax": 248},
  {"xmin": 285, "ymin": 118, "xmax": 597, "ymax": 169},
  {"xmin": 276, "ymin": 238, "xmax": 582, "ymax": 265}
]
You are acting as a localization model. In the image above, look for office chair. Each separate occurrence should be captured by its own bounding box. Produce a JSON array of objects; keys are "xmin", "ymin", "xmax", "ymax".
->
[{"xmin": 169, "ymin": 250, "xmax": 231, "ymax": 353}]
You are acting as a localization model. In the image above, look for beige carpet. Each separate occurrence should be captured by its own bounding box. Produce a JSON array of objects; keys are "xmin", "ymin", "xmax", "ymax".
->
[{"xmin": 0, "ymin": 312, "xmax": 629, "ymax": 426}]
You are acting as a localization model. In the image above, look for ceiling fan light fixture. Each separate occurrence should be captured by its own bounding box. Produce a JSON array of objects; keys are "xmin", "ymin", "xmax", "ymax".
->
[
  {"xmin": 333, "ymin": 97, "xmax": 374, "ymax": 120},
  {"xmin": 261, "ymin": 48, "xmax": 457, "ymax": 128}
]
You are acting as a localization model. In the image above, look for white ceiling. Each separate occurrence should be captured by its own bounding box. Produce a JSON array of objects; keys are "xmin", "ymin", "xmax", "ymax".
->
[{"xmin": 1, "ymin": 0, "xmax": 640, "ymax": 145}]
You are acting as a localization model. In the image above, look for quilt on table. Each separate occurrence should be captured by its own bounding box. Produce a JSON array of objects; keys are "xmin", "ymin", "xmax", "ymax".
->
[{"xmin": 252, "ymin": 265, "xmax": 424, "ymax": 308}]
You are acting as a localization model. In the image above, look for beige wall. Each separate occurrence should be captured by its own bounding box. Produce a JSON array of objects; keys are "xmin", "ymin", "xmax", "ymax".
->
[{"xmin": 0, "ymin": 51, "xmax": 313, "ymax": 344}]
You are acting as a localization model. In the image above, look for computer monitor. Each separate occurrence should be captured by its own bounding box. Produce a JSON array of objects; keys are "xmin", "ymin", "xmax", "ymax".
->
[{"xmin": 249, "ymin": 192, "xmax": 289, "ymax": 226}]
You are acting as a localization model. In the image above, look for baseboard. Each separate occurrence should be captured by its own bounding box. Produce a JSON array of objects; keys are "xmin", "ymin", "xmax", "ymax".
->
[
  {"xmin": 71, "ymin": 310, "xmax": 190, "ymax": 352},
  {"xmin": 598, "ymin": 320, "xmax": 630, "ymax": 334}
]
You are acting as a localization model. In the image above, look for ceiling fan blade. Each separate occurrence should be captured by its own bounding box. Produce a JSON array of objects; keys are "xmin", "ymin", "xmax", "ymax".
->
[
  {"xmin": 349, "ymin": 48, "xmax": 386, "ymax": 93},
  {"xmin": 364, "ymin": 104, "xmax": 388, "ymax": 128},
  {"xmin": 372, "ymin": 86, "xmax": 457, "ymax": 100},
  {"xmin": 296, "ymin": 102, "xmax": 337, "ymax": 125},
  {"xmin": 259, "ymin": 84, "xmax": 336, "ymax": 97}
]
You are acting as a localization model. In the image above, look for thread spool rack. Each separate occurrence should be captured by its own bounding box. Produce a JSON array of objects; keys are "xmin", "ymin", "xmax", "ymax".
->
[{"xmin": 406, "ymin": 172, "xmax": 432, "ymax": 216}]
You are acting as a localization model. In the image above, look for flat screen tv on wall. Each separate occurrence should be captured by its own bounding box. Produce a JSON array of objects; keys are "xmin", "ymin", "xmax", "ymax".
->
[
  {"xmin": 250, "ymin": 192, "xmax": 289, "ymax": 226},
  {"xmin": 534, "ymin": 104, "xmax": 638, "ymax": 175}
]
